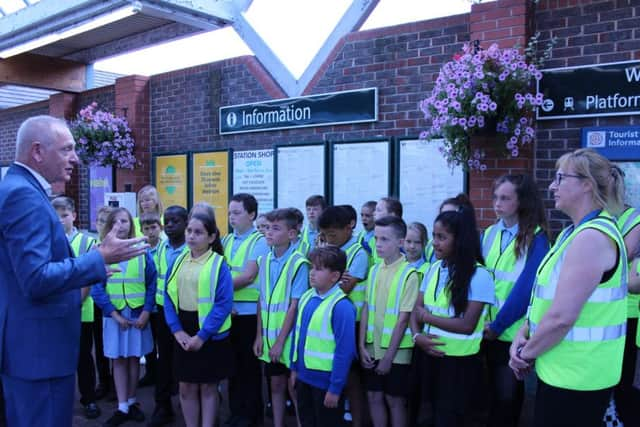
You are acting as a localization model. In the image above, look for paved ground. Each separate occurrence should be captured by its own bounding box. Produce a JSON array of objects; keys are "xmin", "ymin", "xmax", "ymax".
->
[{"xmin": 71, "ymin": 364, "xmax": 536, "ymax": 427}]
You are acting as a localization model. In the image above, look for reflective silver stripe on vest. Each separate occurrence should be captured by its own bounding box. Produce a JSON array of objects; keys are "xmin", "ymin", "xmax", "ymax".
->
[
  {"xmin": 529, "ymin": 321, "xmax": 626, "ymax": 341},
  {"xmin": 493, "ymin": 269, "xmax": 522, "ymax": 283},
  {"xmin": 196, "ymin": 255, "xmax": 223, "ymax": 324},
  {"xmin": 110, "ymin": 293, "xmax": 145, "ymax": 300},
  {"xmin": 107, "ymin": 257, "xmax": 144, "ymax": 284},
  {"xmin": 482, "ymin": 225, "xmax": 501, "ymax": 258},
  {"xmin": 425, "ymin": 304, "xmax": 455, "ymax": 317},
  {"xmin": 621, "ymin": 209, "xmax": 640, "ymax": 236},
  {"xmin": 425, "ymin": 325, "xmax": 484, "ymax": 340},
  {"xmin": 304, "ymin": 349, "xmax": 334, "ymax": 360},
  {"xmin": 534, "ymin": 283, "xmax": 626, "ymax": 303}
]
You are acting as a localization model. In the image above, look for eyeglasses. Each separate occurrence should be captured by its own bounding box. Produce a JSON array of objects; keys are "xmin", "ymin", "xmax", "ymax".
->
[{"xmin": 554, "ymin": 172, "xmax": 584, "ymax": 185}]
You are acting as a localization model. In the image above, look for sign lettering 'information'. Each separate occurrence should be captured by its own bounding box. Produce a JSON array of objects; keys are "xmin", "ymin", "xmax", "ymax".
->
[
  {"xmin": 219, "ymin": 88, "xmax": 377, "ymax": 135},
  {"xmin": 538, "ymin": 60, "xmax": 640, "ymax": 120}
]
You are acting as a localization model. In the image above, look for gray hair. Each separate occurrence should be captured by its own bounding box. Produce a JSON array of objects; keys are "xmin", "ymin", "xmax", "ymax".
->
[{"xmin": 15, "ymin": 115, "xmax": 69, "ymax": 161}]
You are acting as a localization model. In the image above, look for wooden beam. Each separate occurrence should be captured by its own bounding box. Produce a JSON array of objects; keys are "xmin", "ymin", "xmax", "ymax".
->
[{"xmin": 0, "ymin": 53, "xmax": 86, "ymax": 92}]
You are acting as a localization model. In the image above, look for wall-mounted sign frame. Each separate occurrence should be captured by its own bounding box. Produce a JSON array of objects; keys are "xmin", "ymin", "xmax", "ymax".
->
[
  {"xmin": 153, "ymin": 154, "xmax": 189, "ymax": 210},
  {"xmin": 191, "ymin": 150, "xmax": 231, "ymax": 234},
  {"xmin": 274, "ymin": 142, "xmax": 327, "ymax": 218},
  {"xmin": 220, "ymin": 88, "xmax": 378, "ymax": 135},
  {"xmin": 233, "ymin": 149, "xmax": 275, "ymax": 215},
  {"xmin": 396, "ymin": 138, "xmax": 466, "ymax": 230},
  {"xmin": 330, "ymin": 139, "xmax": 391, "ymax": 230},
  {"xmin": 87, "ymin": 165, "xmax": 115, "ymax": 232},
  {"xmin": 538, "ymin": 60, "xmax": 640, "ymax": 120},
  {"xmin": 582, "ymin": 126, "xmax": 640, "ymax": 160}
]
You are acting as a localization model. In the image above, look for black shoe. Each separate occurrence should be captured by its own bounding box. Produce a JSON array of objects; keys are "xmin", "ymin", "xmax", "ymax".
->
[
  {"xmin": 84, "ymin": 402, "xmax": 101, "ymax": 419},
  {"xmin": 103, "ymin": 410, "xmax": 129, "ymax": 427},
  {"xmin": 95, "ymin": 384, "xmax": 110, "ymax": 401},
  {"xmin": 128, "ymin": 403, "xmax": 145, "ymax": 422},
  {"xmin": 147, "ymin": 405, "xmax": 174, "ymax": 427},
  {"xmin": 138, "ymin": 375, "xmax": 155, "ymax": 388}
]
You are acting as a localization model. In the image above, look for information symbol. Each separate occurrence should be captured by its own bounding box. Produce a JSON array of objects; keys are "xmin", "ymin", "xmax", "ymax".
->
[{"xmin": 226, "ymin": 112, "xmax": 238, "ymax": 128}]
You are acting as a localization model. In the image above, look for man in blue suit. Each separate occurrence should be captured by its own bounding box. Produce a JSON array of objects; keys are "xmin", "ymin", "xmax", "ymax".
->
[{"xmin": 0, "ymin": 115, "xmax": 149, "ymax": 427}]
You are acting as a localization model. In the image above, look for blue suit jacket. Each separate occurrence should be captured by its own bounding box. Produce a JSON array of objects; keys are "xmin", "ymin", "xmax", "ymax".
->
[{"xmin": 0, "ymin": 164, "xmax": 106, "ymax": 380}]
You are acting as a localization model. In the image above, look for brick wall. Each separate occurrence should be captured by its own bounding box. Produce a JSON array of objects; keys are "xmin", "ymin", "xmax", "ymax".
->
[
  {"xmin": 150, "ymin": 15, "xmax": 469, "ymax": 155},
  {"xmin": 0, "ymin": 101, "xmax": 49, "ymax": 164},
  {"xmin": 535, "ymin": 0, "xmax": 640, "ymax": 233}
]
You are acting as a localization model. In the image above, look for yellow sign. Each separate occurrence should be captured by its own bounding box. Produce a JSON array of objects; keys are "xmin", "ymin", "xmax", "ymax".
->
[
  {"xmin": 154, "ymin": 155, "xmax": 188, "ymax": 208},
  {"xmin": 192, "ymin": 151, "xmax": 230, "ymax": 233}
]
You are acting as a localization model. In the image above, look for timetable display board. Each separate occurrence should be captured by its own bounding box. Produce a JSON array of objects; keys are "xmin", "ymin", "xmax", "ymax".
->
[
  {"xmin": 332, "ymin": 140, "xmax": 390, "ymax": 232},
  {"xmin": 154, "ymin": 154, "xmax": 188, "ymax": 209},
  {"xmin": 233, "ymin": 149, "xmax": 274, "ymax": 215},
  {"xmin": 192, "ymin": 151, "xmax": 230, "ymax": 233},
  {"xmin": 276, "ymin": 144, "xmax": 325, "ymax": 216},
  {"xmin": 399, "ymin": 138, "xmax": 465, "ymax": 230}
]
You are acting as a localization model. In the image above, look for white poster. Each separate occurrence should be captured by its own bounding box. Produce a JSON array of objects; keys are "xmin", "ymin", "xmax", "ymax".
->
[
  {"xmin": 0, "ymin": 166, "xmax": 8, "ymax": 181},
  {"xmin": 276, "ymin": 144, "xmax": 325, "ymax": 216},
  {"xmin": 616, "ymin": 162, "xmax": 640, "ymax": 209},
  {"xmin": 399, "ymin": 139, "xmax": 465, "ymax": 232},
  {"xmin": 333, "ymin": 141, "xmax": 389, "ymax": 232},
  {"xmin": 233, "ymin": 149, "xmax": 275, "ymax": 215}
]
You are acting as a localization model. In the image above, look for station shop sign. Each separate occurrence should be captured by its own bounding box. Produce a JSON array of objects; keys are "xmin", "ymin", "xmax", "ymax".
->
[
  {"xmin": 537, "ymin": 60, "xmax": 640, "ymax": 120},
  {"xmin": 582, "ymin": 126, "xmax": 640, "ymax": 160},
  {"xmin": 219, "ymin": 87, "xmax": 377, "ymax": 135}
]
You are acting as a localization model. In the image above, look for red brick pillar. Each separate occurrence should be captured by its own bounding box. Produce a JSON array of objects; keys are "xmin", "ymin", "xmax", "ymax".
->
[
  {"xmin": 49, "ymin": 92, "xmax": 78, "ymax": 196},
  {"xmin": 114, "ymin": 75, "xmax": 150, "ymax": 195},
  {"xmin": 468, "ymin": 0, "xmax": 535, "ymax": 228}
]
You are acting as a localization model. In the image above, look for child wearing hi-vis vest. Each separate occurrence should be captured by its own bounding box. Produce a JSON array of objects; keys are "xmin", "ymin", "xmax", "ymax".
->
[
  {"xmin": 359, "ymin": 215, "xmax": 418, "ymax": 427},
  {"xmin": 254, "ymin": 208, "xmax": 310, "ymax": 427},
  {"xmin": 290, "ymin": 246, "xmax": 356, "ymax": 427},
  {"xmin": 318, "ymin": 205, "xmax": 369, "ymax": 427},
  {"xmin": 163, "ymin": 208, "xmax": 233, "ymax": 427},
  {"xmin": 410, "ymin": 208, "xmax": 495, "ymax": 427},
  {"xmin": 223, "ymin": 193, "xmax": 270, "ymax": 427},
  {"xmin": 52, "ymin": 196, "xmax": 101, "ymax": 420},
  {"xmin": 92, "ymin": 207, "xmax": 157, "ymax": 427}
]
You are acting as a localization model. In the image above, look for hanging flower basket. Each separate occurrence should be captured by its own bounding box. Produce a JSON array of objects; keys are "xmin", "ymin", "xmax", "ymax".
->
[
  {"xmin": 419, "ymin": 43, "xmax": 544, "ymax": 170},
  {"xmin": 68, "ymin": 102, "xmax": 137, "ymax": 169}
]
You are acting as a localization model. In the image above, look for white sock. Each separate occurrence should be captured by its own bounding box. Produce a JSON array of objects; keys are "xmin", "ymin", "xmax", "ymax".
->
[
  {"xmin": 118, "ymin": 402, "xmax": 129, "ymax": 413},
  {"xmin": 127, "ymin": 397, "xmax": 137, "ymax": 406}
]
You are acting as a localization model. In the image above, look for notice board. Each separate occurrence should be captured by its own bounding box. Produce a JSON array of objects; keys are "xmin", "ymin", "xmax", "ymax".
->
[
  {"xmin": 192, "ymin": 151, "xmax": 230, "ymax": 233},
  {"xmin": 332, "ymin": 140, "xmax": 390, "ymax": 232},
  {"xmin": 276, "ymin": 144, "xmax": 325, "ymax": 216},
  {"xmin": 233, "ymin": 149, "xmax": 275, "ymax": 215},
  {"xmin": 154, "ymin": 154, "xmax": 188, "ymax": 209},
  {"xmin": 399, "ymin": 139, "xmax": 465, "ymax": 231}
]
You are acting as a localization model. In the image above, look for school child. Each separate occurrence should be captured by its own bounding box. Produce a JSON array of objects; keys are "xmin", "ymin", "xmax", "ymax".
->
[
  {"xmin": 290, "ymin": 246, "xmax": 357, "ymax": 427},
  {"xmin": 410, "ymin": 207, "xmax": 495, "ymax": 427},
  {"xmin": 94, "ymin": 206, "xmax": 114, "ymax": 400},
  {"xmin": 290, "ymin": 207, "xmax": 307, "ymax": 254},
  {"xmin": 52, "ymin": 196, "xmax": 101, "ymax": 419},
  {"xmin": 253, "ymin": 208, "xmax": 310, "ymax": 427},
  {"xmin": 405, "ymin": 222, "xmax": 430, "ymax": 277},
  {"xmin": 481, "ymin": 175, "xmax": 549, "ymax": 427},
  {"xmin": 359, "ymin": 215, "xmax": 418, "ymax": 427},
  {"xmin": 357, "ymin": 201, "xmax": 377, "ymax": 255},
  {"xmin": 368, "ymin": 198, "xmax": 404, "ymax": 265},
  {"xmin": 257, "ymin": 213, "xmax": 268, "ymax": 235},
  {"xmin": 300, "ymin": 195, "xmax": 327, "ymax": 255},
  {"xmin": 223, "ymin": 194, "xmax": 270, "ymax": 427},
  {"xmin": 148, "ymin": 206, "xmax": 189, "ymax": 427},
  {"xmin": 92, "ymin": 207, "xmax": 157, "ymax": 427},
  {"xmin": 163, "ymin": 209, "xmax": 234, "ymax": 427},
  {"xmin": 318, "ymin": 206, "xmax": 369, "ymax": 427},
  {"xmin": 135, "ymin": 184, "xmax": 164, "ymax": 238}
]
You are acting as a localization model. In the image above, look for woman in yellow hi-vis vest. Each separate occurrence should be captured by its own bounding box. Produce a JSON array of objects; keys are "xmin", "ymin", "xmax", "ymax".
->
[
  {"xmin": 91, "ymin": 207, "xmax": 157, "ymax": 427},
  {"xmin": 163, "ymin": 209, "xmax": 233, "ymax": 427},
  {"xmin": 509, "ymin": 148, "xmax": 627, "ymax": 427},
  {"xmin": 410, "ymin": 206, "xmax": 495, "ymax": 427}
]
